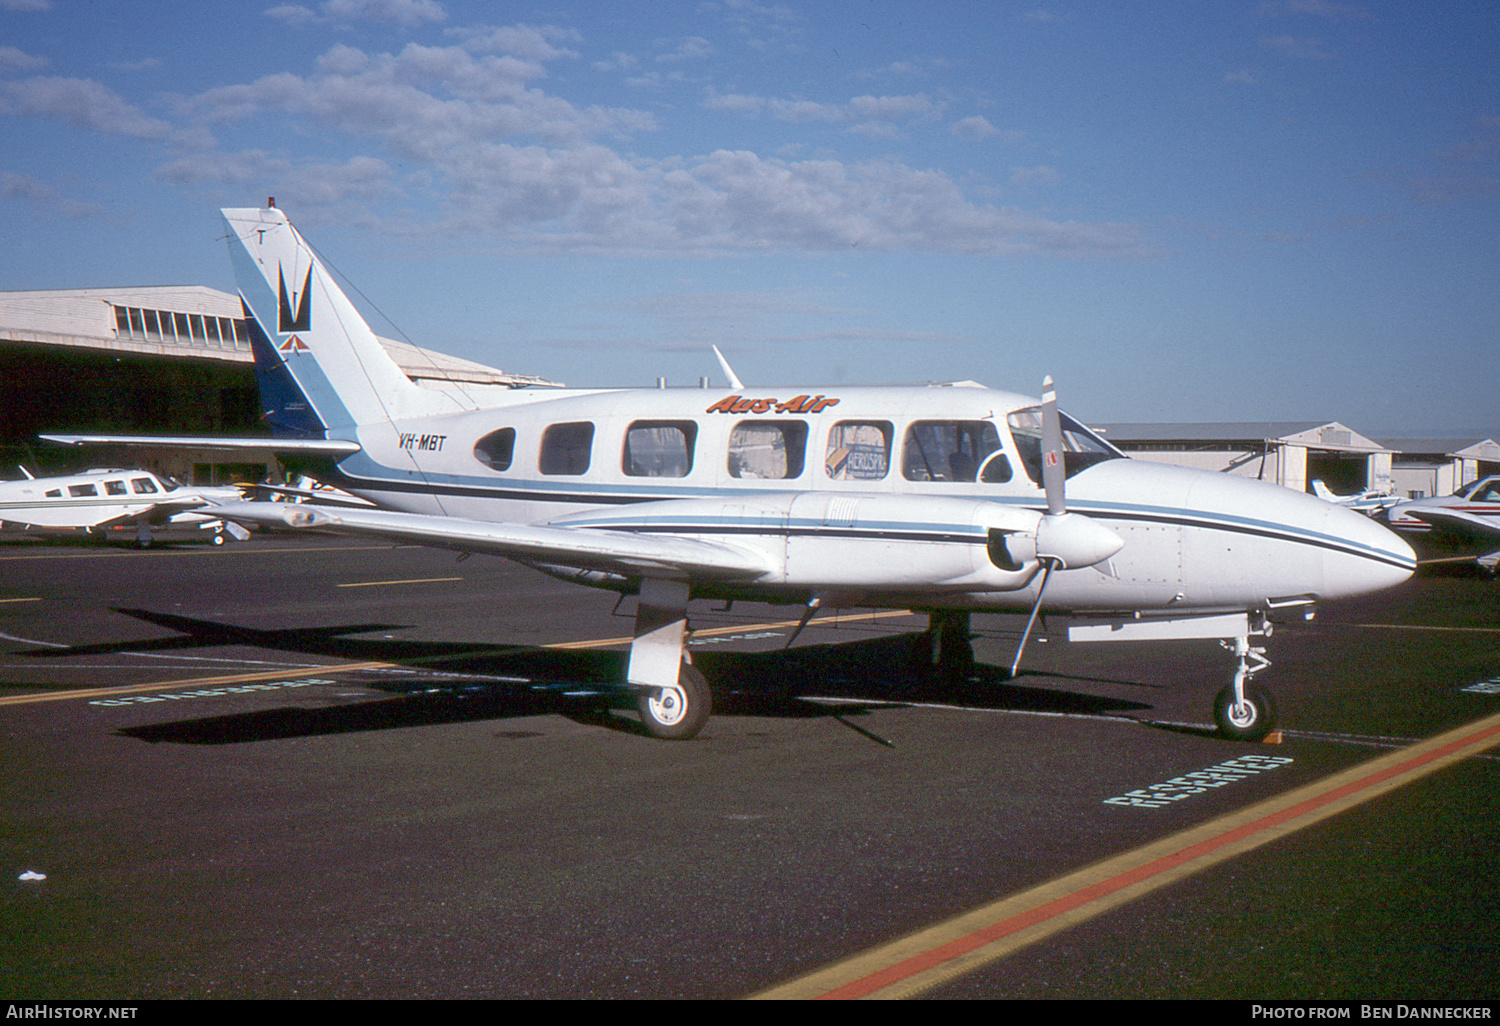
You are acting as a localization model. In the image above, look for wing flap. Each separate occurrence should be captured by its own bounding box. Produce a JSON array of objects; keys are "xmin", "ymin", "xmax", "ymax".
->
[{"xmin": 207, "ymin": 501, "xmax": 775, "ymax": 582}]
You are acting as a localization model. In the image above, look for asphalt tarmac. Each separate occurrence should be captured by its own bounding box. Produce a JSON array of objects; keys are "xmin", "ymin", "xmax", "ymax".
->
[{"xmin": 1, "ymin": 530, "xmax": 1497, "ymax": 1001}]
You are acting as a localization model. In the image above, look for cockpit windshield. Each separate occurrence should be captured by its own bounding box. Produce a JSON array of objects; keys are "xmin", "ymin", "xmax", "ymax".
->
[{"xmin": 1005, "ymin": 407, "xmax": 1125, "ymax": 487}]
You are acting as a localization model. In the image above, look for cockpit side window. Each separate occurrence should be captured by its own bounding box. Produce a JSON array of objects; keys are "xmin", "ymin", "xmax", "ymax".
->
[
  {"xmin": 903, "ymin": 421, "xmax": 1010, "ymax": 483},
  {"xmin": 1005, "ymin": 407, "xmax": 1124, "ymax": 487},
  {"xmin": 131, "ymin": 478, "xmax": 159, "ymax": 494}
]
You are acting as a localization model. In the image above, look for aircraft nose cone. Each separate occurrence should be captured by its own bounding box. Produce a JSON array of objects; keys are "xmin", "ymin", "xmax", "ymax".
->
[{"xmin": 1321, "ymin": 501, "xmax": 1416, "ymax": 598}]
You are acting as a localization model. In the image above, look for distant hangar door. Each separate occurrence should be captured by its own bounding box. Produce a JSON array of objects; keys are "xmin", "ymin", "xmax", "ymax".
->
[{"xmin": 1305, "ymin": 451, "xmax": 1367, "ymax": 494}]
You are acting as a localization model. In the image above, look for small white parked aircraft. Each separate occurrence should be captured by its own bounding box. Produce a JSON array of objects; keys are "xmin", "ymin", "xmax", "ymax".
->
[
  {"xmin": 1310, "ymin": 479, "xmax": 1400, "ymax": 516},
  {"xmin": 1384, "ymin": 476, "xmax": 1500, "ymax": 573},
  {"xmin": 0, "ymin": 466, "xmax": 249, "ymax": 547},
  {"xmin": 46, "ymin": 204, "xmax": 1418, "ymax": 741}
]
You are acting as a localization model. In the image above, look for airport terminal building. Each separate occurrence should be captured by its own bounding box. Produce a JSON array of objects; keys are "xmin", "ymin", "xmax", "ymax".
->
[
  {"xmin": 1, "ymin": 287, "xmax": 1494, "ymax": 498},
  {"xmin": 0, "ymin": 286, "xmax": 555, "ymax": 483}
]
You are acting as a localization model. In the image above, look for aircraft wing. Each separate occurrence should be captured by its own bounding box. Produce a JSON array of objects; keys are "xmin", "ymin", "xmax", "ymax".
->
[
  {"xmin": 40, "ymin": 435, "xmax": 362, "ymax": 456},
  {"xmin": 1406, "ymin": 507, "xmax": 1500, "ymax": 540},
  {"xmin": 206, "ymin": 501, "xmax": 776, "ymax": 582}
]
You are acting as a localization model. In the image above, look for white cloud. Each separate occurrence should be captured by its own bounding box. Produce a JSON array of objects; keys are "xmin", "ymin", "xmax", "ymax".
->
[
  {"xmin": 0, "ymin": 76, "xmax": 173, "ymax": 140},
  {"xmin": 950, "ymin": 115, "xmax": 998, "ymax": 139},
  {"xmin": 268, "ymin": 0, "xmax": 446, "ymax": 27},
  {"xmin": 0, "ymin": 25, "xmax": 1150, "ymax": 260},
  {"xmin": 1, "ymin": 171, "xmax": 101, "ymax": 218},
  {"xmin": 0, "ymin": 46, "xmax": 47, "ymax": 71},
  {"xmin": 1262, "ymin": 35, "xmax": 1334, "ymax": 60}
]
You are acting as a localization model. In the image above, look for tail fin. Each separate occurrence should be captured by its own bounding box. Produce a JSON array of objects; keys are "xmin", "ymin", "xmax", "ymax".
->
[{"xmin": 221, "ymin": 205, "xmax": 463, "ymax": 437}]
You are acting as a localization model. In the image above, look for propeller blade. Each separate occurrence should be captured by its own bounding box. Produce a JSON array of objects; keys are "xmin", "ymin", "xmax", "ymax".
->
[
  {"xmin": 1010, "ymin": 558, "xmax": 1057, "ymax": 676},
  {"xmin": 1041, "ymin": 375, "xmax": 1065, "ymax": 517}
]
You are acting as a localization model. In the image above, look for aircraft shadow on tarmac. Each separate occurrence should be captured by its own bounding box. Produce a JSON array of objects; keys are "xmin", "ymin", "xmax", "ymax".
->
[{"xmin": 32, "ymin": 608, "xmax": 1155, "ymax": 745}]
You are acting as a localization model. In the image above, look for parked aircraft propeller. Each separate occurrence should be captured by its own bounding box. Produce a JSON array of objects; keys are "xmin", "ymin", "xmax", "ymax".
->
[{"xmin": 1011, "ymin": 376, "xmax": 1124, "ymax": 675}]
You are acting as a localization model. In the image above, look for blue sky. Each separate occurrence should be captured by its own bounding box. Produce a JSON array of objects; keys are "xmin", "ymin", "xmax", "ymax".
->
[{"xmin": 2, "ymin": 0, "xmax": 1496, "ymax": 437}]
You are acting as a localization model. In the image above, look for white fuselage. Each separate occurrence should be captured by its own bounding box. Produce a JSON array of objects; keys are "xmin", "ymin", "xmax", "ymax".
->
[
  {"xmin": 0, "ymin": 469, "xmax": 180, "ymax": 530},
  {"xmin": 308, "ymin": 382, "xmax": 1415, "ymax": 614}
]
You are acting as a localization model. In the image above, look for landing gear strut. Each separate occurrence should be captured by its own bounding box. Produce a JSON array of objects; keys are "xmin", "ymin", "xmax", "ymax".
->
[
  {"xmin": 627, "ymin": 578, "xmax": 711, "ymax": 740},
  {"xmin": 1213, "ymin": 627, "xmax": 1278, "ymax": 742},
  {"xmin": 920, "ymin": 611, "xmax": 974, "ymax": 685}
]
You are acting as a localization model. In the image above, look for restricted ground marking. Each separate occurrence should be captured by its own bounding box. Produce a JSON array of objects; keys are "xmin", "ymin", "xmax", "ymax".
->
[
  {"xmin": 89, "ymin": 679, "xmax": 336, "ymax": 707},
  {"xmin": 749, "ymin": 708, "xmax": 1500, "ymax": 1000},
  {"xmin": 1102, "ymin": 754, "xmax": 1294, "ymax": 809},
  {"xmin": 0, "ymin": 662, "xmax": 392, "ymax": 708}
]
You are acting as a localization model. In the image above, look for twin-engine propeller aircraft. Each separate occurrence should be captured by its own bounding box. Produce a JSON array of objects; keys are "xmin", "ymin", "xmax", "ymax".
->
[
  {"xmin": 46, "ymin": 204, "xmax": 1418, "ymax": 741},
  {"xmin": 0, "ymin": 466, "xmax": 249, "ymax": 547}
]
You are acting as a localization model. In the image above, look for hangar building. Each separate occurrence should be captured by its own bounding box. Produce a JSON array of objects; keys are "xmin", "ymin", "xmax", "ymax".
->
[
  {"xmin": 0, "ymin": 286, "xmax": 555, "ymax": 483},
  {"xmin": 1096, "ymin": 422, "xmax": 1394, "ymax": 495}
]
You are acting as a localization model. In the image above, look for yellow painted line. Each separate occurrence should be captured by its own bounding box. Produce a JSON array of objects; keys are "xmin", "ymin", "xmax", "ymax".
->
[
  {"xmin": 337, "ymin": 576, "xmax": 464, "ymax": 588},
  {"xmin": 0, "ymin": 609, "xmax": 921, "ymax": 707},
  {"xmin": 1356, "ymin": 623, "xmax": 1500, "ymax": 634},
  {"xmin": 750, "ymin": 709, "xmax": 1500, "ymax": 1000},
  {"xmin": 0, "ymin": 597, "xmax": 42, "ymax": 604},
  {"xmin": 548, "ymin": 608, "xmax": 918, "ymax": 651},
  {"xmin": 0, "ymin": 661, "xmax": 394, "ymax": 708},
  {"xmin": 0, "ymin": 543, "xmax": 406, "ymax": 562}
]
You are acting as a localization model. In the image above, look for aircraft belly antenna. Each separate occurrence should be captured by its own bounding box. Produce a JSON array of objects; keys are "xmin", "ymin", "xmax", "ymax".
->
[{"xmin": 712, "ymin": 346, "xmax": 744, "ymax": 390}]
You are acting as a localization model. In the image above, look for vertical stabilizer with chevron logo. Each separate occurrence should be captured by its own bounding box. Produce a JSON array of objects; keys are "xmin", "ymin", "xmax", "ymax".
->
[{"xmin": 222, "ymin": 205, "xmax": 465, "ymax": 437}]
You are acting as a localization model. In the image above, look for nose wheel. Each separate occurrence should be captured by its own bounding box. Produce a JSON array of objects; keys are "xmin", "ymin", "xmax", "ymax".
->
[
  {"xmin": 1214, "ymin": 633, "xmax": 1278, "ymax": 742},
  {"xmin": 1214, "ymin": 682, "xmax": 1277, "ymax": 742}
]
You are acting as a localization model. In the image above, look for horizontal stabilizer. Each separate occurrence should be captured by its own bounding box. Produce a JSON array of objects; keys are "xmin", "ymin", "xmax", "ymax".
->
[{"xmin": 41, "ymin": 434, "xmax": 362, "ymax": 456}]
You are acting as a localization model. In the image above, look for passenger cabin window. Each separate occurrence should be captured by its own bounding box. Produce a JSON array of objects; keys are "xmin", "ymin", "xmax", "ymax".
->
[
  {"xmin": 45, "ymin": 489, "xmax": 61, "ymax": 498},
  {"xmin": 825, "ymin": 421, "xmax": 892, "ymax": 481},
  {"xmin": 728, "ymin": 421, "xmax": 807, "ymax": 480},
  {"xmin": 131, "ymin": 478, "xmax": 158, "ymax": 495},
  {"xmin": 1005, "ymin": 407, "xmax": 1124, "ymax": 486},
  {"xmin": 473, "ymin": 428, "xmax": 516, "ymax": 472},
  {"xmin": 624, "ymin": 421, "xmax": 696, "ymax": 478},
  {"xmin": 539, "ymin": 422, "xmax": 594, "ymax": 476},
  {"xmin": 105, "ymin": 480, "xmax": 128, "ymax": 496},
  {"xmin": 68, "ymin": 484, "xmax": 98, "ymax": 497},
  {"xmin": 903, "ymin": 421, "xmax": 1011, "ymax": 483}
]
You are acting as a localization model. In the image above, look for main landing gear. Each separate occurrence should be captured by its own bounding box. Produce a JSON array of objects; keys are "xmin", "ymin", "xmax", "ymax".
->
[
  {"xmin": 635, "ymin": 662, "xmax": 711, "ymax": 740},
  {"xmin": 627, "ymin": 578, "xmax": 711, "ymax": 740}
]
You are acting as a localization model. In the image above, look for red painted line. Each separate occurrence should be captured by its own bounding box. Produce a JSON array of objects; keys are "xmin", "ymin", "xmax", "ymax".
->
[{"xmin": 813, "ymin": 716, "xmax": 1500, "ymax": 1000}]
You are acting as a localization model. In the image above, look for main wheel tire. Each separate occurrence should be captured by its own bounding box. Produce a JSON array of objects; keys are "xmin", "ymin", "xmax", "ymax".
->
[
  {"xmin": 636, "ymin": 663, "xmax": 711, "ymax": 740},
  {"xmin": 1213, "ymin": 684, "xmax": 1278, "ymax": 742}
]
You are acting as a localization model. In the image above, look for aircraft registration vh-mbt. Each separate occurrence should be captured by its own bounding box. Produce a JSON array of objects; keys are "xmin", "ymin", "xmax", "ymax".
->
[{"xmin": 46, "ymin": 204, "xmax": 1418, "ymax": 742}]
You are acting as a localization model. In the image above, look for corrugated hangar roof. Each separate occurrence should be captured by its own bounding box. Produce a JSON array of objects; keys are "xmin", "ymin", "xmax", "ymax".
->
[
  {"xmin": 0, "ymin": 286, "xmax": 559, "ymax": 389},
  {"xmin": 1098, "ymin": 421, "xmax": 1391, "ymax": 452}
]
